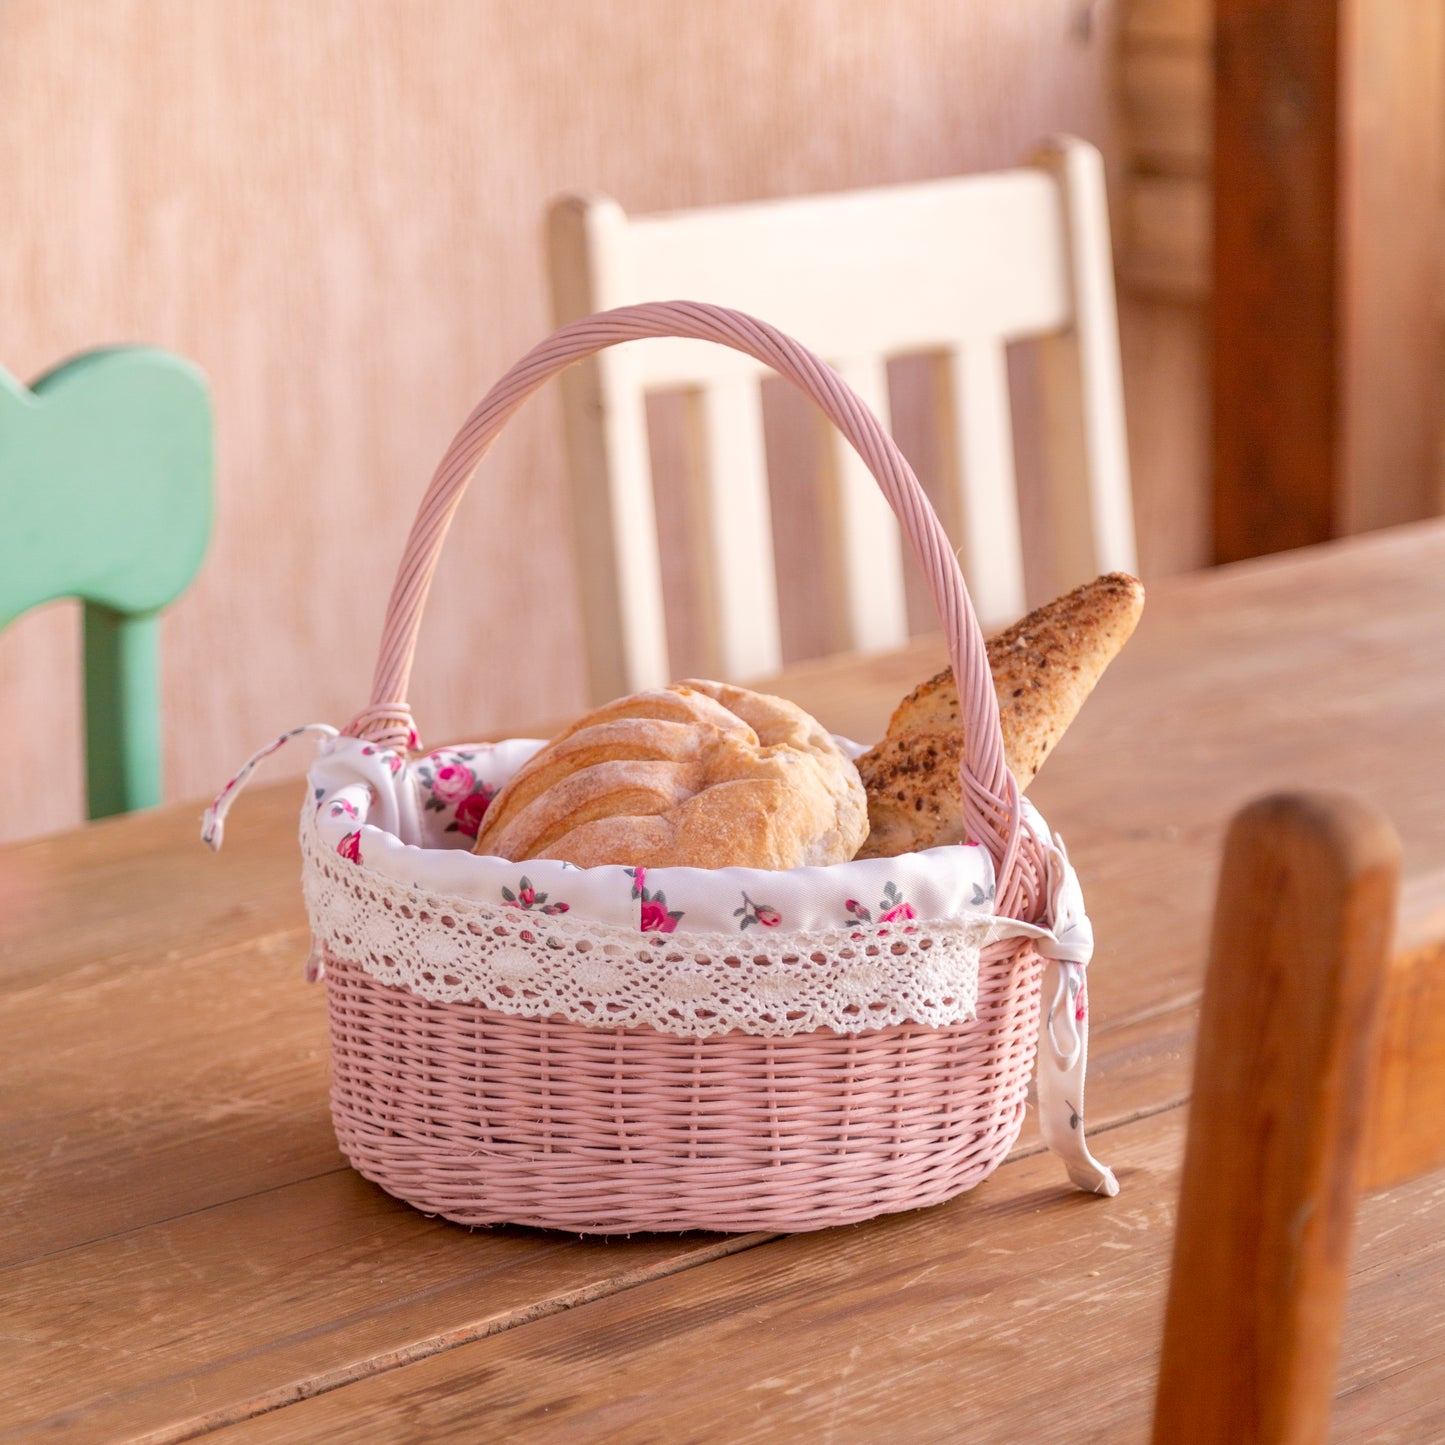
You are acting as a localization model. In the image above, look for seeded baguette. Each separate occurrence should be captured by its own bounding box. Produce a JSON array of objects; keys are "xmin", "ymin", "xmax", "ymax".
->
[{"xmin": 855, "ymin": 573, "xmax": 1145, "ymax": 859}]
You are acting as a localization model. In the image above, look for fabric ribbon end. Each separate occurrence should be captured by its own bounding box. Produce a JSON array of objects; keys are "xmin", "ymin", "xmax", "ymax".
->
[
  {"xmin": 1031, "ymin": 839, "xmax": 1118, "ymax": 1198},
  {"xmin": 200, "ymin": 723, "xmax": 340, "ymax": 852},
  {"xmin": 1067, "ymin": 1159, "xmax": 1120, "ymax": 1197}
]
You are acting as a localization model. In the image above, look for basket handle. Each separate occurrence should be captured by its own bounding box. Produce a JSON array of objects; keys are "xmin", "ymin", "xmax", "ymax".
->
[{"xmin": 346, "ymin": 301, "xmax": 1045, "ymax": 917}]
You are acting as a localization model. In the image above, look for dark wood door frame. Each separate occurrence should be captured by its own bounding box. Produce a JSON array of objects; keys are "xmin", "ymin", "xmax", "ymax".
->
[{"xmin": 1212, "ymin": 0, "xmax": 1445, "ymax": 563}]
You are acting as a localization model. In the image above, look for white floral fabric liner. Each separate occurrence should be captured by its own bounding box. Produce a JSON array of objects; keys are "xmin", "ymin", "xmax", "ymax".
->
[
  {"xmin": 304, "ymin": 733, "xmax": 1000, "ymax": 936},
  {"xmin": 204, "ymin": 726, "xmax": 1118, "ymax": 1196}
]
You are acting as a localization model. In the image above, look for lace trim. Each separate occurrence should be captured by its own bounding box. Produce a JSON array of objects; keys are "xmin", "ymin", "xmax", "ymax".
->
[{"xmin": 300, "ymin": 814, "xmax": 1024, "ymax": 1038}]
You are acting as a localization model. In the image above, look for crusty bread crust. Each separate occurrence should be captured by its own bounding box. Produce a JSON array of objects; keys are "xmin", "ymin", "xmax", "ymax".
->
[
  {"xmin": 854, "ymin": 731, "xmax": 965, "ymax": 859},
  {"xmin": 855, "ymin": 572, "xmax": 1145, "ymax": 859},
  {"xmin": 472, "ymin": 679, "xmax": 868, "ymax": 870}
]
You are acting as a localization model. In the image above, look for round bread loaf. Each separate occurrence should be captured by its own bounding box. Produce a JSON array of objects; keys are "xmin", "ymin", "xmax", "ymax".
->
[{"xmin": 472, "ymin": 679, "xmax": 869, "ymax": 870}]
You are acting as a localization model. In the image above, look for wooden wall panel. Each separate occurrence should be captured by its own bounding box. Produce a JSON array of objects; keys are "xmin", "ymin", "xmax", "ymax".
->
[
  {"xmin": 1338, "ymin": 0, "xmax": 1445, "ymax": 533},
  {"xmin": 1119, "ymin": 0, "xmax": 1213, "ymax": 296},
  {"xmin": 0, "ymin": 0, "xmax": 1201, "ymax": 843},
  {"xmin": 1121, "ymin": 0, "xmax": 1445, "ymax": 563}
]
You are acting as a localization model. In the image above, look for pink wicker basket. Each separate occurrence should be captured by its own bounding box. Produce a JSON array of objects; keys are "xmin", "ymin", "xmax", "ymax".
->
[{"xmin": 222, "ymin": 301, "xmax": 1106, "ymax": 1234}]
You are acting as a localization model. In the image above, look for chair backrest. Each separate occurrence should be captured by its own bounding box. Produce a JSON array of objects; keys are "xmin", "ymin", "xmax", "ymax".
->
[
  {"xmin": 1152, "ymin": 790, "xmax": 1445, "ymax": 1442},
  {"xmin": 547, "ymin": 135, "xmax": 1136, "ymax": 704},
  {"xmin": 0, "ymin": 348, "xmax": 212, "ymax": 819}
]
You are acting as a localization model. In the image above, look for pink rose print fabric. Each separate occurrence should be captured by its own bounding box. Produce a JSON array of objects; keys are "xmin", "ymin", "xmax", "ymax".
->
[
  {"xmin": 413, "ymin": 751, "xmax": 498, "ymax": 838},
  {"xmin": 360, "ymin": 744, "xmax": 405, "ymax": 775},
  {"xmin": 845, "ymin": 881, "xmax": 916, "ymax": 926},
  {"xmin": 628, "ymin": 866, "xmax": 684, "ymax": 934},
  {"xmin": 452, "ymin": 789, "xmax": 495, "ymax": 838},
  {"xmin": 501, "ymin": 875, "xmax": 569, "ymax": 915},
  {"xmin": 734, "ymin": 892, "xmax": 782, "ymax": 930},
  {"xmin": 431, "ymin": 763, "xmax": 476, "ymax": 802}
]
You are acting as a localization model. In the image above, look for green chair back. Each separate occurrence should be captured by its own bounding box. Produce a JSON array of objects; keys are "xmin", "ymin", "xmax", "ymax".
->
[{"xmin": 0, "ymin": 348, "xmax": 213, "ymax": 819}]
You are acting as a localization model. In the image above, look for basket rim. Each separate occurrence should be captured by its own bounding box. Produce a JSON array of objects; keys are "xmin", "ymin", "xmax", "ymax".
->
[{"xmin": 300, "ymin": 803, "xmax": 1057, "ymax": 1040}]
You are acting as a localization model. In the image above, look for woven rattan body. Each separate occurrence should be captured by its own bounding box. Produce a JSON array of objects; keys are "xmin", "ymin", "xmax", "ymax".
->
[{"xmin": 324, "ymin": 939, "xmax": 1044, "ymax": 1233}]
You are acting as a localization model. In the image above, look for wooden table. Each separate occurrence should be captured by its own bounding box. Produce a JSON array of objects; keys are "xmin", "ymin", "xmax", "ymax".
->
[{"xmin": 6, "ymin": 521, "xmax": 1445, "ymax": 1443}]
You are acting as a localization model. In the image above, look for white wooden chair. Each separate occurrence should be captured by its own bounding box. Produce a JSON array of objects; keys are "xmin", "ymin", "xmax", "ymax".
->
[{"xmin": 547, "ymin": 135, "xmax": 1136, "ymax": 704}]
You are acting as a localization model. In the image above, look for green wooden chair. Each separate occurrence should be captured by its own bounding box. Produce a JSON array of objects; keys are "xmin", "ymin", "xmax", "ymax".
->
[{"xmin": 0, "ymin": 348, "xmax": 213, "ymax": 819}]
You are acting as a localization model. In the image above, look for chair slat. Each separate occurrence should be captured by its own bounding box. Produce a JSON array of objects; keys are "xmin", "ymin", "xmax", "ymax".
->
[
  {"xmin": 815, "ymin": 356, "xmax": 908, "ymax": 654},
  {"xmin": 1036, "ymin": 141, "xmax": 1138, "ymax": 588},
  {"xmin": 940, "ymin": 342, "xmax": 1026, "ymax": 629},
  {"xmin": 581, "ymin": 349, "xmax": 671, "ymax": 699},
  {"xmin": 621, "ymin": 170, "xmax": 1074, "ymax": 386},
  {"xmin": 1362, "ymin": 869, "xmax": 1445, "ymax": 1190},
  {"xmin": 683, "ymin": 379, "xmax": 782, "ymax": 681}
]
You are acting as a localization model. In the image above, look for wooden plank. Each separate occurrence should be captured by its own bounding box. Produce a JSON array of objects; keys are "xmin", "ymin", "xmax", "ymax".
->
[
  {"xmin": 1113, "ymin": 294, "xmax": 1212, "ymax": 575},
  {"xmin": 547, "ymin": 193, "xmax": 671, "ymax": 701},
  {"xmin": 197, "ymin": 1109, "xmax": 1445, "ymax": 1443},
  {"xmin": 1121, "ymin": 175, "xmax": 1210, "ymax": 298},
  {"xmin": 1123, "ymin": 0, "xmax": 1214, "ymax": 47},
  {"xmin": 1334, "ymin": 1172, "xmax": 1445, "ymax": 1439},
  {"xmin": 0, "ymin": 931, "xmax": 327, "ymax": 1267},
  {"xmin": 1152, "ymin": 792, "xmax": 1401, "ymax": 1443},
  {"xmin": 0, "ymin": 775, "xmax": 309, "ymax": 994},
  {"xmin": 1123, "ymin": 1, "xmax": 1445, "ymax": 430},
  {"xmin": 0, "ymin": 1168, "xmax": 766, "ymax": 1445},
  {"xmin": 1118, "ymin": 0, "xmax": 1213, "ymax": 300},
  {"xmin": 561, "ymin": 335, "xmax": 671, "ymax": 695},
  {"xmin": 1120, "ymin": 46, "xmax": 1212, "ymax": 174}
]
